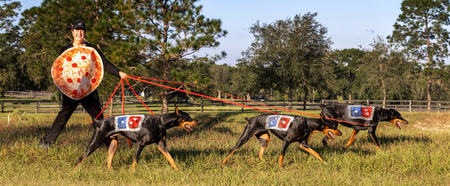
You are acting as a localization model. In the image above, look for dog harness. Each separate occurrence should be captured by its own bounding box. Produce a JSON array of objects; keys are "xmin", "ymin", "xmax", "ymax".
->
[
  {"xmin": 347, "ymin": 105, "xmax": 375, "ymax": 120},
  {"xmin": 114, "ymin": 115, "xmax": 145, "ymax": 131},
  {"xmin": 265, "ymin": 115, "xmax": 295, "ymax": 131}
]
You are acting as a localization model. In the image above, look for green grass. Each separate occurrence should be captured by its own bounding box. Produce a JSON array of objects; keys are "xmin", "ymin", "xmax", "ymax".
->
[{"xmin": 0, "ymin": 111, "xmax": 449, "ymax": 185}]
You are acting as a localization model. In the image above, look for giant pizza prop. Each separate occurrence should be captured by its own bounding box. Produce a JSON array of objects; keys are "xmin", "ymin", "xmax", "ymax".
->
[{"xmin": 51, "ymin": 46, "xmax": 104, "ymax": 100}]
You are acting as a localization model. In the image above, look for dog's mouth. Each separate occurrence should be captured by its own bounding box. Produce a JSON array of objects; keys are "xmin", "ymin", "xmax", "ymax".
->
[
  {"xmin": 184, "ymin": 124, "xmax": 192, "ymax": 132},
  {"xmin": 322, "ymin": 127, "xmax": 342, "ymax": 140},
  {"xmin": 390, "ymin": 119, "xmax": 408, "ymax": 129},
  {"xmin": 180, "ymin": 121, "xmax": 198, "ymax": 132}
]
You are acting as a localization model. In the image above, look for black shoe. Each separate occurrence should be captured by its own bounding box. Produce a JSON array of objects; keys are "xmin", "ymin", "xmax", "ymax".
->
[{"xmin": 38, "ymin": 139, "xmax": 50, "ymax": 149}]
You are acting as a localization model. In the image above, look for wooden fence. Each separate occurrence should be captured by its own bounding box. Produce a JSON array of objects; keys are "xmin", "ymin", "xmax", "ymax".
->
[
  {"xmin": 2, "ymin": 97, "xmax": 450, "ymax": 114},
  {"xmin": 2, "ymin": 90, "xmax": 450, "ymax": 113},
  {"xmin": 3, "ymin": 90, "xmax": 52, "ymax": 100}
]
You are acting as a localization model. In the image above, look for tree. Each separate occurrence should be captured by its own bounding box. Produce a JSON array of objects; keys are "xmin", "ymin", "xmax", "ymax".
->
[
  {"xmin": 354, "ymin": 36, "xmax": 413, "ymax": 102},
  {"xmin": 19, "ymin": 0, "xmax": 141, "ymax": 97},
  {"xmin": 171, "ymin": 55, "xmax": 214, "ymax": 103},
  {"xmin": 329, "ymin": 48, "xmax": 365, "ymax": 101},
  {"xmin": 0, "ymin": 0, "xmax": 23, "ymax": 96},
  {"xmin": 210, "ymin": 63, "xmax": 231, "ymax": 99},
  {"xmin": 131, "ymin": 0, "xmax": 227, "ymax": 114},
  {"xmin": 388, "ymin": 0, "xmax": 450, "ymax": 110},
  {"xmin": 229, "ymin": 58, "xmax": 260, "ymax": 100},
  {"xmin": 242, "ymin": 12, "xmax": 332, "ymax": 107}
]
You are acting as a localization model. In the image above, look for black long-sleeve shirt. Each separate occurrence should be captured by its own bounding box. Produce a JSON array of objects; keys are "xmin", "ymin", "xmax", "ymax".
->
[{"xmin": 60, "ymin": 43, "xmax": 121, "ymax": 78}]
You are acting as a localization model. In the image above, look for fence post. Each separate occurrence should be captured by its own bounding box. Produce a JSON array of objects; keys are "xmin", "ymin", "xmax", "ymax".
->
[
  {"xmin": 36, "ymin": 102, "xmax": 39, "ymax": 114},
  {"xmin": 1, "ymin": 103, "xmax": 4, "ymax": 113},
  {"xmin": 283, "ymin": 100, "xmax": 285, "ymax": 110},
  {"xmin": 109, "ymin": 98, "xmax": 114, "ymax": 116},
  {"xmin": 241, "ymin": 100, "xmax": 244, "ymax": 112},
  {"xmin": 409, "ymin": 100, "xmax": 412, "ymax": 112},
  {"xmin": 201, "ymin": 98, "xmax": 204, "ymax": 113},
  {"xmin": 366, "ymin": 99, "xmax": 369, "ymax": 106}
]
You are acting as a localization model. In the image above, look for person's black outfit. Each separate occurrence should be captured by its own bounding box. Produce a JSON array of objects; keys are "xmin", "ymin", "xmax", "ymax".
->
[{"xmin": 39, "ymin": 42, "xmax": 121, "ymax": 148}]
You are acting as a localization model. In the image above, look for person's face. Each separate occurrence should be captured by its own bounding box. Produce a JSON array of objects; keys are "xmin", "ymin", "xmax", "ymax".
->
[{"xmin": 72, "ymin": 28, "xmax": 85, "ymax": 42}]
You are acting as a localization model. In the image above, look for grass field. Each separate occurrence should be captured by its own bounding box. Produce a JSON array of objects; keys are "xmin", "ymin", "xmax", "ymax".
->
[{"xmin": 0, "ymin": 110, "xmax": 449, "ymax": 185}]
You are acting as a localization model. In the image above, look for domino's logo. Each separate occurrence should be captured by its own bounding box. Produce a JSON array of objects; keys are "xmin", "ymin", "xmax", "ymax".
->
[
  {"xmin": 266, "ymin": 115, "xmax": 294, "ymax": 131},
  {"xmin": 115, "ymin": 115, "xmax": 144, "ymax": 131}
]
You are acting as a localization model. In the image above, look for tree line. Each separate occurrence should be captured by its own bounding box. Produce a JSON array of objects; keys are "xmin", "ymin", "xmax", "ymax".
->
[{"xmin": 1, "ymin": 0, "xmax": 450, "ymax": 113}]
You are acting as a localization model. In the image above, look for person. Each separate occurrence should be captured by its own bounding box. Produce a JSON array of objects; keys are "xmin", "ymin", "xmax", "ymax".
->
[{"xmin": 38, "ymin": 21, "xmax": 127, "ymax": 149}]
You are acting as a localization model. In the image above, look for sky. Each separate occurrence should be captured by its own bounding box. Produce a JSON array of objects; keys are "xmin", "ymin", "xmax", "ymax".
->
[{"xmin": 17, "ymin": 0, "xmax": 404, "ymax": 66}]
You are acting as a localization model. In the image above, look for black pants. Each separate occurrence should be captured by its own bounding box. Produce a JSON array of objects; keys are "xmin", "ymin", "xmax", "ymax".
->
[{"xmin": 42, "ymin": 90, "xmax": 104, "ymax": 144}]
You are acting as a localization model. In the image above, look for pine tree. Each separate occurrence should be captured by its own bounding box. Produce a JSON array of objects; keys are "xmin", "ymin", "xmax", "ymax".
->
[
  {"xmin": 388, "ymin": 0, "xmax": 450, "ymax": 110},
  {"xmin": 131, "ymin": 0, "xmax": 227, "ymax": 113}
]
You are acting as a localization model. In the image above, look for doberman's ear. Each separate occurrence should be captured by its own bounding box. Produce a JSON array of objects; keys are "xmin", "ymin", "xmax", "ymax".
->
[{"xmin": 174, "ymin": 104, "xmax": 181, "ymax": 117}]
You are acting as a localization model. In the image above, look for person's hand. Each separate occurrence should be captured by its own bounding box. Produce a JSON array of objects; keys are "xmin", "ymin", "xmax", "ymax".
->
[{"xmin": 119, "ymin": 71, "xmax": 127, "ymax": 79}]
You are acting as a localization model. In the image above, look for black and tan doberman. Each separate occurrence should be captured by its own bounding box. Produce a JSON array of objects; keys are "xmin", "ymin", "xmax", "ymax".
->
[
  {"xmin": 73, "ymin": 105, "xmax": 198, "ymax": 171},
  {"xmin": 319, "ymin": 103, "xmax": 408, "ymax": 149},
  {"xmin": 222, "ymin": 114, "xmax": 342, "ymax": 169}
]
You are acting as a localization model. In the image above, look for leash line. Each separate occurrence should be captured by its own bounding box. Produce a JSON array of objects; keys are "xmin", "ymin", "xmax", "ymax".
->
[
  {"xmin": 127, "ymin": 76, "xmax": 280, "ymax": 114},
  {"xmin": 57, "ymin": 80, "xmax": 123, "ymax": 148},
  {"xmin": 130, "ymin": 75, "xmax": 368, "ymax": 126},
  {"xmin": 124, "ymin": 78, "xmax": 155, "ymax": 115}
]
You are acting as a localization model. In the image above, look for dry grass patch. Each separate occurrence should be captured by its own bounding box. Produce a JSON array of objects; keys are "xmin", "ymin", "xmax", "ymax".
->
[{"xmin": 412, "ymin": 112, "xmax": 450, "ymax": 131}]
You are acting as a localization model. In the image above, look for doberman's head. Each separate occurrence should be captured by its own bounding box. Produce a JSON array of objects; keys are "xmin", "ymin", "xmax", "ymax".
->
[
  {"xmin": 316, "ymin": 117, "xmax": 342, "ymax": 140},
  {"xmin": 381, "ymin": 109, "xmax": 408, "ymax": 129},
  {"xmin": 318, "ymin": 104, "xmax": 342, "ymax": 140},
  {"xmin": 173, "ymin": 105, "xmax": 199, "ymax": 132}
]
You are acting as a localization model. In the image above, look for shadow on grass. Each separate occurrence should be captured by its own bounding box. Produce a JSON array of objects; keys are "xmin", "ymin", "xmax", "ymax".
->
[
  {"xmin": 0, "ymin": 111, "xmax": 244, "ymax": 146},
  {"xmin": 0, "ymin": 122, "xmax": 94, "ymax": 146},
  {"xmin": 347, "ymin": 133, "xmax": 431, "ymax": 147}
]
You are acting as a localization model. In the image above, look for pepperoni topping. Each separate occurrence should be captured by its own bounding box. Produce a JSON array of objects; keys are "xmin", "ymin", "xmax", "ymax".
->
[
  {"xmin": 72, "ymin": 63, "xmax": 77, "ymax": 68},
  {"xmin": 85, "ymin": 72, "xmax": 89, "ymax": 77},
  {"xmin": 73, "ymin": 90, "xmax": 77, "ymax": 95},
  {"xmin": 59, "ymin": 67, "xmax": 64, "ymax": 71},
  {"xmin": 77, "ymin": 78, "xmax": 81, "ymax": 83},
  {"xmin": 81, "ymin": 56, "xmax": 86, "ymax": 60},
  {"xmin": 91, "ymin": 78, "xmax": 96, "ymax": 83},
  {"xmin": 66, "ymin": 57, "xmax": 72, "ymax": 61},
  {"xmin": 67, "ymin": 78, "xmax": 72, "ymax": 83}
]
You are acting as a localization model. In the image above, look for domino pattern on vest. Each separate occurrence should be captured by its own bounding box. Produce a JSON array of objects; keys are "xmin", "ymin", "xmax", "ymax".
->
[
  {"xmin": 347, "ymin": 105, "xmax": 375, "ymax": 120},
  {"xmin": 265, "ymin": 115, "xmax": 295, "ymax": 131},
  {"xmin": 114, "ymin": 115, "xmax": 145, "ymax": 131}
]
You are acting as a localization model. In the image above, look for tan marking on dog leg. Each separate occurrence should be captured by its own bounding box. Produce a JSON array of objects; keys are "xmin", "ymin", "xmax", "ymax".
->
[
  {"xmin": 278, "ymin": 155, "xmax": 285, "ymax": 169},
  {"xmin": 72, "ymin": 157, "xmax": 87, "ymax": 173},
  {"xmin": 258, "ymin": 133, "xmax": 270, "ymax": 161},
  {"xmin": 158, "ymin": 147, "xmax": 179, "ymax": 171},
  {"xmin": 106, "ymin": 138, "xmax": 118, "ymax": 170},
  {"xmin": 222, "ymin": 149, "xmax": 236, "ymax": 165},
  {"xmin": 132, "ymin": 157, "xmax": 137, "ymax": 171},
  {"xmin": 299, "ymin": 145, "xmax": 328, "ymax": 165},
  {"xmin": 344, "ymin": 130, "xmax": 359, "ymax": 148}
]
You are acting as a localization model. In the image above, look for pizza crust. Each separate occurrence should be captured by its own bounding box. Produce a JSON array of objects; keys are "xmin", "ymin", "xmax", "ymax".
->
[{"xmin": 51, "ymin": 46, "xmax": 104, "ymax": 100}]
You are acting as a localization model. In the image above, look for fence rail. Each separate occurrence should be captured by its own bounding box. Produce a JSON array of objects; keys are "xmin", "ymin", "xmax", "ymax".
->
[
  {"xmin": 2, "ymin": 90, "xmax": 450, "ymax": 113},
  {"xmin": 1, "ymin": 97, "xmax": 450, "ymax": 114}
]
